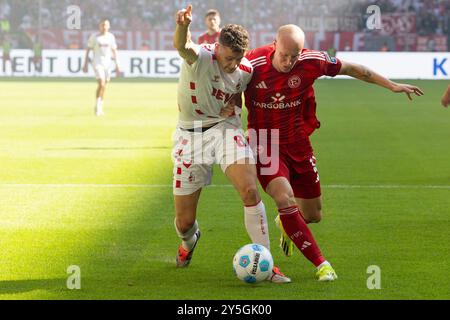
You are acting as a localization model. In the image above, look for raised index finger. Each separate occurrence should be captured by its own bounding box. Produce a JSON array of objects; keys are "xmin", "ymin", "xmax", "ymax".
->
[{"xmin": 186, "ymin": 4, "xmax": 192, "ymax": 14}]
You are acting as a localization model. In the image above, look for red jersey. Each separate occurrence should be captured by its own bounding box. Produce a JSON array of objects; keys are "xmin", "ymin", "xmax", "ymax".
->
[
  {"xmin": 244, "ymin": 44, "xmax": 342, "ymax": 151},
  {"xmin": 198, "ymin": 32, "xmax": 220, "ymax": 45}
]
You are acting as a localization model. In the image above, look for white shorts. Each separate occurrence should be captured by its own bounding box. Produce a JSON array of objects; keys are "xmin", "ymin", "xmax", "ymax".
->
[
  {"xmin": 172, "ymin": 121, "xmax": 255, "ymax": 196},
  {"xmin": 94, "ymin": 65, "xmax": 112, "ymax": 82}
]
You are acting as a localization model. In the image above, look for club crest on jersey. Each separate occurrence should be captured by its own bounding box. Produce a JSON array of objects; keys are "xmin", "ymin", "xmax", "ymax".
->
[
  {"xmin": 212, "ymin": 75, "xmax": 220, "ymax": 83},
  {"xmin": 236, "ymin": 81, "xmax": 242, "ymax": 91},
  {"xmin": 288, "ymin": 75, "xmax": 301, "ymax": 89}
]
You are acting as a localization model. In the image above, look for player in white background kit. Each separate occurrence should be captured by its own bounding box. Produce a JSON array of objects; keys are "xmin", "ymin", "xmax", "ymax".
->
[
  {"xmin": 83, "ymin": 19, "xmax": 121, "ymax": 116},
  {"xmin": 172, "ymin": 5, "xmax": 290, "ymax": 283}
]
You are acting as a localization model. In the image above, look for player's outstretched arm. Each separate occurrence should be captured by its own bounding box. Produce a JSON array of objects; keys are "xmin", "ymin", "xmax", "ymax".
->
[
  {"xmin": 173, "ymin": 4, "xmax": 199, "ymax": 65},
  {"xmin": 440, "ymin": 85, "xmax": 450, "ymax": 108},
  {"xmin": 338, "ymin": 61, "xmax": 424, "ymax": 101}
]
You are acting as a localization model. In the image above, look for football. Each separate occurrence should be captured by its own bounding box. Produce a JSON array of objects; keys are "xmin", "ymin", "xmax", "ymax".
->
[{"xmin": 232, "ymin": 244, "xmax": 274, "ymax": 283}]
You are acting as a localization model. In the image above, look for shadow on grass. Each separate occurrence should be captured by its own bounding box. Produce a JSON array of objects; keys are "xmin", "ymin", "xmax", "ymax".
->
[{"xmin": 0, "ymin": 278, "xmax": 66, "ymax": 295}]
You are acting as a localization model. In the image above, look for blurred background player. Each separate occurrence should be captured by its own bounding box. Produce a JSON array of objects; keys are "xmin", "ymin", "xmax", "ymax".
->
[
  {"xmin": 0, "ymin": 11, "xmax": 11, "ymax": 75},
  {"xmin": 32, "ymin": 35, "xmax": 43, "ymax": 75},
  {"xmin": 243, "ymin": 24, "xmax": 424, "ymax": 281},
  {"xmin": 172, "ymin": 4, "xmax": 290, "ymax": 283},
  {"xmin": 1, "ymin": 33, "xmax": 11, "ymax": 74},
  {"xmin": 83, "ymin": 19, "xmax": 121, "ymax": 116},
  {"xmin": 197, "ymin": 9, "xmax": 221, "ymax": 44}
]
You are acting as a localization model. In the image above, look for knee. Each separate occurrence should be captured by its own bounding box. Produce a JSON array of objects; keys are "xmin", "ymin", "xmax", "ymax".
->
[
  {"xmin": 273, "ymin": 192, "xmax": 296, "ymax": 209},
  {"xmin": 238, "ymin": 184, "xmax": 260, "ymax": 205},
  {"xmin": 305, "ymin": 211, "xmax": 322, "ymax": 223},
  {"xmin": 303, "ymin": 205, "xmax": 323, "ymax": 223}
]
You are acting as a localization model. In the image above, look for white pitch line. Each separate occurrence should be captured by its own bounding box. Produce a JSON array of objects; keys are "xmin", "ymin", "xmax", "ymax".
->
[{"xmin": 0, "ymin": 184, "xmax": 449, "ymax": 189}]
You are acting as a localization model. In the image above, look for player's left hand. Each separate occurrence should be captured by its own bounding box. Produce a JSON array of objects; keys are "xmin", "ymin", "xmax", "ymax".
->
[{"xmin": 391, "ymin": 83, "xmax": 424, "ymax": 101}]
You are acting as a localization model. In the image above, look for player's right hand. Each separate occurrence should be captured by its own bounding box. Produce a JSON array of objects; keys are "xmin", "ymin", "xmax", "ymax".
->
[
  {"xmin": 391, "ymin": 82, "xmax": 424, "ymax": 101},
  {"xmin": 176, "ymin": 4, "xmax": 192, "ymax": 26},
  {"xmin": 82, "ymin": 65, "xmax": 88, "ymax": 73}
]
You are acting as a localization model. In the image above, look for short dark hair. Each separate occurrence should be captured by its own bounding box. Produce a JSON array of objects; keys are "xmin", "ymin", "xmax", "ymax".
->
[
  {"xmin": 219, "ymin": 24, "xmax": 250, "ymax": 53},
  {"xmin": 205, "ymin": 9, "xmax": 220, "ymax": 18}
]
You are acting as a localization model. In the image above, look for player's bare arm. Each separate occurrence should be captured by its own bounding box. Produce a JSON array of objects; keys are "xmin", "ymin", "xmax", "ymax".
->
[
  {"xmin": 173, "ymin": 4, "xmax": 199, "ymax": 65},
  {"xmin": 339, "ymin": 61, "xmax": 424, "ymax": 101},
  {"xmin": 82, "ymin": 48, "xmax": 91, "ymax": 73},
  {"xmin": 440, "ymin": 85, "xmax": 450, "ymax": 108}
]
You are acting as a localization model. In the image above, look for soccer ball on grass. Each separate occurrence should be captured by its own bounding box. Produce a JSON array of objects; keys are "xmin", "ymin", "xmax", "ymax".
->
[{"xmin": 232, "ymin": 243, "xmax": 273, "ymax": 283}]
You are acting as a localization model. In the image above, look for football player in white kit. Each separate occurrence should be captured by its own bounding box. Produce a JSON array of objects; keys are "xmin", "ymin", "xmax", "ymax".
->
[
  {"xmin": 172, "ymin": 5, "xmax": 290, "ymax": 283},
  {"xmin": 83, "ymin": 19, "xmax": 121, "ymax": 116}
]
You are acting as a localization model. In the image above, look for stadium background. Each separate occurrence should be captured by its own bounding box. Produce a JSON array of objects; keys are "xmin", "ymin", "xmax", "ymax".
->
[
  {"xmin": 0, "ymin": 0, "xmax": 449, "ymax": 300},
  {"xmin": 1, "ymin": 0, "xmax": 448, "ymax": 51}
]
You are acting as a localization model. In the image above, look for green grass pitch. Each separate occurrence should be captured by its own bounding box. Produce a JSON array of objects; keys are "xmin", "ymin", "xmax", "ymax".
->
[{"xmin": 0, "ymin": 78, "xmax": 449, "ymax": 300}]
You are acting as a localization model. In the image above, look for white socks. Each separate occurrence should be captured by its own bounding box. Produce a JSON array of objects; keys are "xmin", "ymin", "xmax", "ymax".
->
[
  {"xmin": 175, "ymin": 219, "xmax": 199, "ymax": 251},
  {"xmin": 174, "ymin": 202, "xmax": 270, "ymax": 252},
  {"xmin": 96, "ymin": 98, "xmax": 103, "ymax": 114},
  {"xmin": 244, "ymin": 201, "xmax": 270, "ymax": 250}
]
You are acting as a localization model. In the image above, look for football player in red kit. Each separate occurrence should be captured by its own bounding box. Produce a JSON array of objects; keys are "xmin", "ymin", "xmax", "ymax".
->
[
  {"xmin": 242, "ymin": 24, "xmax": 424, "ymax": 281},
  {"xmin": 198, "ymin": 9, "xmax": 221, "ymax": 45}
]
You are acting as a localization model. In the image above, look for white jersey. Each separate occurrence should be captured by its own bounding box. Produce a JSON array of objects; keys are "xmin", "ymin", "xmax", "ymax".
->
[
  {"xmin": 87, "ymin": 32, "xmax": 117, "ymax": 68},
  {"xmin": 177, "ymin": 44, "xmax": 253, "ymax": 129}
]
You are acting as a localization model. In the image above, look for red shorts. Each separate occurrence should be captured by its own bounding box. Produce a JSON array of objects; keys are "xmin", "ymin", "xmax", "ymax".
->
[{"xmin": 256, "ymin": 144, "xmax": 321, "ymax": 199}]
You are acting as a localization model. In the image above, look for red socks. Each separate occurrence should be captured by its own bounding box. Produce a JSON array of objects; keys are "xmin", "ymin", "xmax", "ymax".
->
[{"xmin": 279, "ymin": 206, "xmax": 325, "ymax": 267}]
